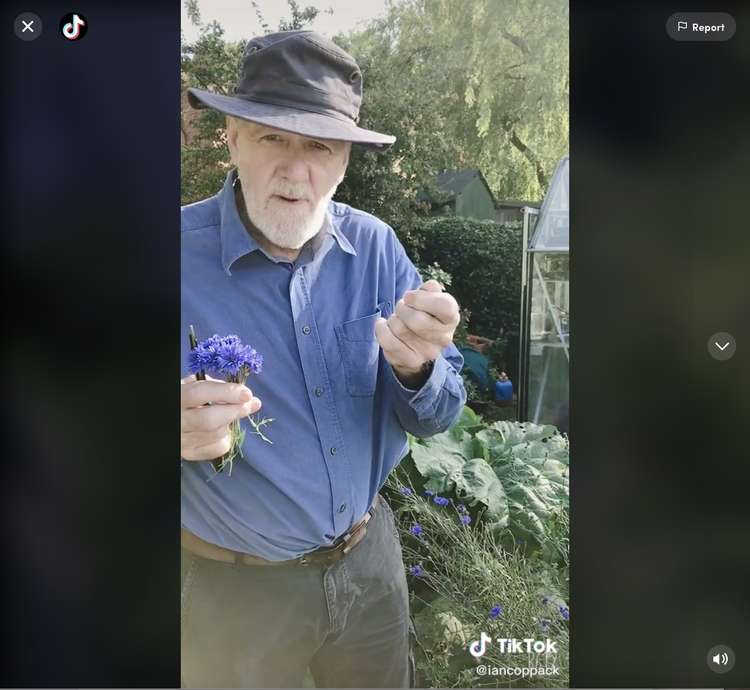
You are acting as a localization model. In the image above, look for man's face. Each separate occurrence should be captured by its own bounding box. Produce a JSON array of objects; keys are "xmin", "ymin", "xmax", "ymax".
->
[{"xmin": 226, "ymin": 118, "xmax": 351, "ymax": 250}]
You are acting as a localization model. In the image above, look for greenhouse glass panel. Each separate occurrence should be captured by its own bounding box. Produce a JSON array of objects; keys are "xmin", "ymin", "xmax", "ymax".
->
[
  {"xmin": 529, "ymin": 156, "xmax": 569, "ymax": 253},
  {"xmin": 520, "ymin": 154, "xmax": 569, "ymax": 431},
  {"xmin": 527, "ymin": 253, "xmax": 569, "ymax": 428}
]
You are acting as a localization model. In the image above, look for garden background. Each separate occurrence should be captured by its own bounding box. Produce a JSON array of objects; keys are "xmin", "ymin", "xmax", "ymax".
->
[{"xmin": 181, "ymin": 0, "xmax": 569, "ymax": 686}]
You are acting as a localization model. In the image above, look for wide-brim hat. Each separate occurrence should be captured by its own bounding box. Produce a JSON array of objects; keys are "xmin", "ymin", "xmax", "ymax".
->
[{"xmin": 187, "ymin": 30, "xmax": 395, "ymax": 152}]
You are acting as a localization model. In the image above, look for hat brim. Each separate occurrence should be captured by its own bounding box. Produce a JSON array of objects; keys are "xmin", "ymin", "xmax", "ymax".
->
[{"xmin": 187, "ymin": 88, "xmax": 395, "ymax": 152}]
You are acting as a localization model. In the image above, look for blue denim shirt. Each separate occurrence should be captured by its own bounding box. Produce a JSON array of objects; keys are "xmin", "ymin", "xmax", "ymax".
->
[{"xmin": 181, "ymin": 169, "xmax": 466, "ymax": 560}]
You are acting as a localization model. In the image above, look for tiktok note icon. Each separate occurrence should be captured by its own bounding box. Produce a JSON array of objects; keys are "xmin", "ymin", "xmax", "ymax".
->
[
  {"xmin": 469, "ymin": 632, "xmax": 492, "ymax": 658},
  {"xmin": 60, "ymin": 13, "xmax": 88, "ymax": 41}
]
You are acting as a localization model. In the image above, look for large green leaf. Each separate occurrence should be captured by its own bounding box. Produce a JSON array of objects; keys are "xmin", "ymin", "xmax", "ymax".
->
[
  {"xmin": 458, "ymin": 459, "xmax": 509, "ymax": 526},
  {"xmin": 410, "ymin": 443, "xmax": 465, "ymax": 494},
  {"xmin": 406, "ymin": 412, "xmax": 568, "ymax": 557}
]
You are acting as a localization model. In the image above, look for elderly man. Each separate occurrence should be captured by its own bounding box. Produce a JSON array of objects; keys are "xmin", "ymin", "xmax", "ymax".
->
[{"xmin": 180, "ymin": 30, "xmax": 466, "ymax": 688}]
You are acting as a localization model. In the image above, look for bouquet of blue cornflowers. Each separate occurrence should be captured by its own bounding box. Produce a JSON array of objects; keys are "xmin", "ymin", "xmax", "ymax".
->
[{"xmin": 187, "ymin": 333, "xmax": 273, "ymax": 476}]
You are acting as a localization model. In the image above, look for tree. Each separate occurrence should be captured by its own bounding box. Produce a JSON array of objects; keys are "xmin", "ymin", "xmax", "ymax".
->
[{"xmin": 335, "ymin": 0, "xmax": 568, "ymax": 215}]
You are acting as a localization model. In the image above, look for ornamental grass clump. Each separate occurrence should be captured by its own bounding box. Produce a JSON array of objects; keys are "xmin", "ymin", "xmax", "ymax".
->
[{"xmin": 187, "ymin": 333, "xmax": 273, "ymax": 476}]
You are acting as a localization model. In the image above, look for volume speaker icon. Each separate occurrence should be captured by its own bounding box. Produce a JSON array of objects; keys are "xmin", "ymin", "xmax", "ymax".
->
[{"xmin": 707, "ymin": 645, "xmax": 734, "ymax": 674}]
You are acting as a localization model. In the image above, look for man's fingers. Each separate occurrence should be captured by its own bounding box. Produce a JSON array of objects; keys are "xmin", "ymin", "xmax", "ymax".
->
[
  {"xmin": 181, "ymin": 425, "xmax": 231, "ymax": 452},
  {"xmin": 181, "ymin": 399, "xmax": 260, "ymax": 433},
  {"xmin": 375, "ymin": 318, "xmax": 423, "ymax": 370},
  {"xmin": 389, "ymin": 314, "xmax": 444, "ymax": 360},
  {"xmin": 402, "ymin": 288, "xmax": 460, "ymax": 327},
  {"xmin": 386, "ymin": 313, "xmax": 419, "ymax": 351},
  {"xmin": 181, "ymin": 379, "xmax": 253, "ymax": 409},
  {"xmin": 420, "ymin": 279, "xmax": 444, "ymax": 293},
  {"xmin": 182, "ymin": 435, "xmax": 232, "ymax": 462},
  {"xmin": 395, "ymin": 299, "xmax": 455, "ymax": 348}
]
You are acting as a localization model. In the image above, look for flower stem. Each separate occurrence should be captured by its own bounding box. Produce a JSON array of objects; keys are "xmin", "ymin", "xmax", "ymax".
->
[{"xmin": 246, "ymin": 415, "xmax": 274, "ymax": 444}]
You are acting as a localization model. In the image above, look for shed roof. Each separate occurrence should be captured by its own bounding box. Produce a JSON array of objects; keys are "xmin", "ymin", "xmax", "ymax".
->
[{"xmin": 436, "ymin": 169, "xmax": 495, "ymax": 202}]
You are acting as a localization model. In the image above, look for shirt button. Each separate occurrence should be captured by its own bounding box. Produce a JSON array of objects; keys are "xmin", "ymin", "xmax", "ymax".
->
[
  {"xmin": 314, "ymin": 386, "xmax": 324, "ymax": 397},
  {"xmin": 330, "ymin": 446, "xmax": 337, "ymax": 456},
  {"xmin": 338, "ymin": 503, "xmax": 347, "ymax": 513},
  {"xmin": 302, "ymin": 325, "xmax": 311, "ymax": 335}
]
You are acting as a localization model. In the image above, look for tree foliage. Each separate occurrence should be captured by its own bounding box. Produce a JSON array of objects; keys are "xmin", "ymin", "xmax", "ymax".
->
[{"xmin": 334, "ymin": 0, "xmax": 568, "ymax": 234}]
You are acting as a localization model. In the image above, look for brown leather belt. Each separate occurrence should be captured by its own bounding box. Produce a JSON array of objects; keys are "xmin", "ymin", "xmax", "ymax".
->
[{"xmin": 181, "ymin": 501, "xmax": 377, "ymax": 567}]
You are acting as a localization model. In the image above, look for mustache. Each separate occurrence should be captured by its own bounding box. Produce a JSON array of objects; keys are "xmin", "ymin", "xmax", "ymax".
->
[{"xmin": 269, "ymin": 186, "xmax": 312, "ymax": 201}]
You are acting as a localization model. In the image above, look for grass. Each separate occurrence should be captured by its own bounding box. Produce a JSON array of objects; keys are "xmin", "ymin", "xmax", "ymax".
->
[{"xmin": 387, "ymin": 472, "xmax": 569, "ymax": 688}]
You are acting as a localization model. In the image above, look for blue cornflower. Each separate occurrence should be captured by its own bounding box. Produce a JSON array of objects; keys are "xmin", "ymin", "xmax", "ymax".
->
[
  {"xmin": 242, "ymin": 346, "xmax": 263, "ymax": 374},
  {"xmin": 460, "ymin": 514, "xmax": 472, "ymax": 525},
  {"xmin": 399, "ymin": 487, "xmax": 413, "ymax": 496},
  {"xmin": 409, "ymin": 523, "xmax": 424, "ymax": 537},
  {"xmin": 188, "ymin": 334, "xmax": 263, "ymax": 379},
  {"xmin": 559, "ymin": 606, "xmax": 570, "ymax": 621},
  {"xmin": 424, "ymin": 490, "xmax": 434, "ymax": 497},
  {"xmin": 457, "ymin": 503, "xmax": 467, "ymax": 513},
  {"xmin": 488, "ymin": 604, "xmax": 503, "ymax": 619},
  {"xmin": 409, "ymin": 564, "xmax": 425, "ymax": 577},
  {"xmin": 432, "ymin": 496, "xmax": 449, "ymax": 506},
  {"xmin": 187, "ymin": 345, "xmax": 213, "ymax": 373}
]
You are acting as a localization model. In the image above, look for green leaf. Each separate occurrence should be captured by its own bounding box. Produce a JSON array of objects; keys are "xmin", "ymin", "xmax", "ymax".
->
[
  {"xmin": 410, "ymin": 443, "xmax": 465, "ymax": 494},
  {"xmin": 458, "ymin": 459, "xmax": 509, "ymax": 526}
]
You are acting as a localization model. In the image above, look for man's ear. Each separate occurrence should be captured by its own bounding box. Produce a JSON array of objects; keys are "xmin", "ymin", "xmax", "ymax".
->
[{"xmin": 226, "ymin": 116, "xmax": 239, "ymax": 166}]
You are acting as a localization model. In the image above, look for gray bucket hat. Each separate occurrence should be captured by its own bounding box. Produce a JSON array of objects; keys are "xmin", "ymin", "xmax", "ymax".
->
[{"xmin": 187, "ymin": 30, "xmax": 396, "ymax": 152}]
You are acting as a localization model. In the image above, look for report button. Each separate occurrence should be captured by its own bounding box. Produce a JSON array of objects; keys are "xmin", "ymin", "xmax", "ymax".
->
[{"xmin": 667, "ymin": 13, "xmax": 736, "ymax": 41}]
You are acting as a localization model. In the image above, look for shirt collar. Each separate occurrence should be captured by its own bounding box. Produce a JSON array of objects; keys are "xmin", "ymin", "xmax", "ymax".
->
[{"xmin": 219, "ymin": 169, "xmax": 356, "ymax": 275}]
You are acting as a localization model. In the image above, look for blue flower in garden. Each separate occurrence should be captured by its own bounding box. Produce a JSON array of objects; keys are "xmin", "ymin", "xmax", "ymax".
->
[
  {"xmin": 457, "ymin": 503, "xmax": 467, "ymax": 513},
  {"xmin": 559, "ymin": 606, "xmax": 570, "ymax": 621},
  {"xmin": 410, "ymin": 523, "xmax": 424, "ymax": 537},
  {"xmin": 399, "ymin": 487, "xmax": 413, "ymax": 496},
  {"xmin": 460, "ymin": 514, "xmax": 472, "ymax": 526},
  {"xmin": 424, "ymin": 490, "xmax": 434, "ymax": 497},
  {"xmin": 432, "ymin": 496, "xmax": 449, "ymax": 506},
  {"xmin": 488, "ymin": 604, "xmax": 503, "ymax": 619},
  {"xmin": 409, "ymin": 564, "xmax": 425, "ymax": 577}
]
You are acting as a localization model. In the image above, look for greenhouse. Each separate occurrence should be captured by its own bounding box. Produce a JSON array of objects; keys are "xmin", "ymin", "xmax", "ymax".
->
[{"xmin": 518, "ymin": 155, "xmax": 569, "ymax": 432}]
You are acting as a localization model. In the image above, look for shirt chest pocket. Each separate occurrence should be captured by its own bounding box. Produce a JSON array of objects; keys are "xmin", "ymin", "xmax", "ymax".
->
[{"xmin": 334, "ymin": 300, "xmax": 393, "ymax": 397}]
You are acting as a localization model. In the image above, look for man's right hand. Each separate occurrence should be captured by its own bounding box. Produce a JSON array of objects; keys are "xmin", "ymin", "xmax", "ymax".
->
[{"xmin": 181, "ymin": 375, "xmax": 262, "ymax": 461}]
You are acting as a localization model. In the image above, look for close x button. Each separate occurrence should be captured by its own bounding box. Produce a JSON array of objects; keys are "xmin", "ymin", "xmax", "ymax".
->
[{"xmin": 666, "ymin": 12, "xmax": 736, "ymax": 41}]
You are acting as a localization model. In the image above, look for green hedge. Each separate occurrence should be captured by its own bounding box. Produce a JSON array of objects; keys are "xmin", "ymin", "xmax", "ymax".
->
[{"xmin": 404, "ymin": 216, "xmax": 522, "ymax": 339}]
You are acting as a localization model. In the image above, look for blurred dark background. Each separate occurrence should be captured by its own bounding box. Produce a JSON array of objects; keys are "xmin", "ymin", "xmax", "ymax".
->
[
  {"xmin": 572, "ymin": 0, "xmax": 750, "ymax": 686},
  {"xmin": 2, "ymin": 2, "xmax": 179, "ymax": 687}
]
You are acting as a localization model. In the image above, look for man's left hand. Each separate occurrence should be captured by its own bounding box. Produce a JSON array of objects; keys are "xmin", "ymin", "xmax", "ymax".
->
[{"xmin": 374, "ymin": 280, "xmax": 460, "ymax": 389}]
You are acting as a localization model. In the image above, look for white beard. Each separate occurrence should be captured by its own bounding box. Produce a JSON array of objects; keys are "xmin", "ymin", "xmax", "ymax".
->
[{"xmin": 242, "ymin": 178, "xmax": 339, "ymax": 250}]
